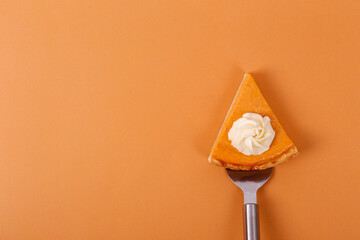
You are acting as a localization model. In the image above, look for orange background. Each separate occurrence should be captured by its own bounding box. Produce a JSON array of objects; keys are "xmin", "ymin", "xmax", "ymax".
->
[{"xmin": 1, "ymin": 1, "xmax": 360, "ymax": 239}]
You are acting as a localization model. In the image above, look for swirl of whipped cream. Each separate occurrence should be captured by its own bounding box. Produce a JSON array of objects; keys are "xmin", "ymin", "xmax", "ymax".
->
[{"xmin": 228, "ymin": 113, "xmax": 275, "ymax": 156}]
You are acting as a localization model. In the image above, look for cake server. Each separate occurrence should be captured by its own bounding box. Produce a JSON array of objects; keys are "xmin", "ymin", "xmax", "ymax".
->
[{"xmin": 226, "ymin": 168, "xmax": 273, "ymax": 240}]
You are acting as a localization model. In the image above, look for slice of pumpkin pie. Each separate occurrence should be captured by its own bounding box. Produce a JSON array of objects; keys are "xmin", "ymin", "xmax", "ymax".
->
[{"xmin": 209, "ymin": 73, "xmax": 298, "ymax": 170}]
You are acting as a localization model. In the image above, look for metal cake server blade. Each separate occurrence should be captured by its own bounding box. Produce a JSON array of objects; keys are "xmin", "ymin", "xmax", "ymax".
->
[{"xmin": 226, "ymin": 168, "xmax": 273, "ymax": 240}]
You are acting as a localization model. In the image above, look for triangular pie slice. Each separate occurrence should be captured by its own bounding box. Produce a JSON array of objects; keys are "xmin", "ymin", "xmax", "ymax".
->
[{"xmin": 209, "ymin": 73, "xmax": 298, "ymax": 170}]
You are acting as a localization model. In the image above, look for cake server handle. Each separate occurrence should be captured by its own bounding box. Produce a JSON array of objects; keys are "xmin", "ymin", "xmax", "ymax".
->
[{"xmin": 243, "ymin": 203, "xmax": 259, "ymax": 240}]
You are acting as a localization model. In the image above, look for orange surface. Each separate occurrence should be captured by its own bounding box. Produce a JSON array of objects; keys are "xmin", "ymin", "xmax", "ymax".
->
[
  {"xmin": 210, "ymin": 73, "xmax": 297, "ymax": 169},
  {"xmin": 0, "ymin": 1, "xmax": 360, "ymax": 239}
]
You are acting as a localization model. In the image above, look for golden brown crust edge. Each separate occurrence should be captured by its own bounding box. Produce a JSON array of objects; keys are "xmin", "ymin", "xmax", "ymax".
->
[{"xmin": 208, "ymin": 147, "xmax": 299, "ymax": 170}]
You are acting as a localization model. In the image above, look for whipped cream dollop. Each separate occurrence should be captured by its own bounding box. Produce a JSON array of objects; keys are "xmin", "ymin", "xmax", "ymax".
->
[{"xmin": 228, "ymin": 113, "xmax": 275, "ymax": 156}]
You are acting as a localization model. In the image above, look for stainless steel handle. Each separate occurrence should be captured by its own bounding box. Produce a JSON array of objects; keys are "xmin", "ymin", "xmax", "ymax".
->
[{"xmin": 243, "ymin": 204, "xmax": 259, "ymax": 240}]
